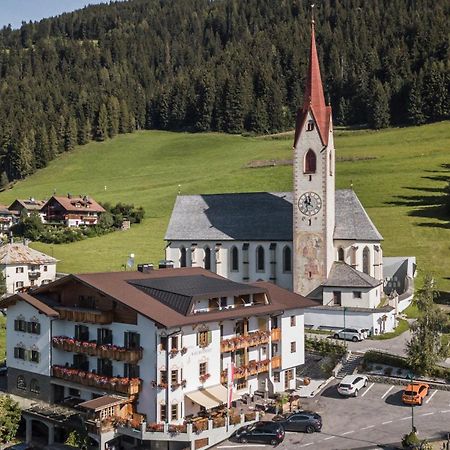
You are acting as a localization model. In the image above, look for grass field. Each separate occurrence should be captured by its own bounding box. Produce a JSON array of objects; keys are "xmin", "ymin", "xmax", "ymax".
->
[{"xmin": 0, "ymin": 121, "xmax": 448, "ymax": 292}]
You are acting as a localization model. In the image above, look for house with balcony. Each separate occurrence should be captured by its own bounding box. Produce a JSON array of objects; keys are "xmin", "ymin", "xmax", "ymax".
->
[
  {"xmin": 8, "ymin": 198, "xmax": 46, "ymax": 221},
  {"xmin": 41, "ymin": 195, "xmax": 105, "ymax": 227},
  {"xmin": 0, "ymin": 204, "xmax": 18, "ymax": 234},
  {"xmin": 0, "ymin": 267, "xmax": 316, "ymax": 449},
  {"xmin": 0, "ymin": 243, "xmax": 57, "ymax": 295}
]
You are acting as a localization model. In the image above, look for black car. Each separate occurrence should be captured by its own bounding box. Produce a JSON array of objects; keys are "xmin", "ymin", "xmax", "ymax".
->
[
  {"xmin": 272, "ymin": 410, "xmax": 322, "ymax": 433},
  {"xmin": 234, "ymin": 421, "xmax": 285, "ymax": 445}
]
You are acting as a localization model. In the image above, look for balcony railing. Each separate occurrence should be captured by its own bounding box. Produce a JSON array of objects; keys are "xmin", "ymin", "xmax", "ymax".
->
[
  {"xmin": 28, "ymin": 271, "xmax": 41, "ymax": 279},
  {"xmin": 271, "ymin": 328, "xmax": 281, "ymax": 341},
  {"xmin": 221, "ymin": 359, "xmax": 270, "ymax": 381},
  {"xmin": 55, "ymin": 306, "xmax": 113, "ymax": 324},
  {"xmin": 52, "ymin": 365, "xmax": 140, "ymax": 395},
  {"xmin": 52, "ymin": 336, "xmax": 143, "ymax": 363},
  {"xmin": 221, "ymin": 330, "xmax": 270, "ymax": 353},
  {"xmin": 271, "ymin": 355, "xmax": 281, "ymax": 369}
]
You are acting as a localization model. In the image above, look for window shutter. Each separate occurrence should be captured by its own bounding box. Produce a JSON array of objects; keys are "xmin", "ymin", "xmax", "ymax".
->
[
  {"xmin": 124, "ymin": 332, "xmax": 129, "ymax": 348},
  {"xmin": 97, "ymin": 328, "xmax": 101, "ymax": 344},
  {"xmin": 14, "ymin": 320, "xmax": 18, "ymax": 331},
  {"xmin": 27, "ymin": 322, "xmax": 32, "ymax": 333},
  {"xmin": 35, "ymin": 323, "xmax": 41, "ymax": 335},
  {"xmin": 124, "ymin": 363, "xmax": 129, "ymax": 378},
  {"xmin": 14, "ymin": 347, "xmax": 18, "ymax": 358},
  {"xmin": 135, "ymin": 365, "xmax": 140, "ymax": 378},
  {"xmin": 196, "ymin": 333, "xmax": 199, "ymax": 346},
  {"xmin": 208, "ymin": 331, "xmax": 212, "ymax": 345},
  {"xmin": 135, "ymin": 333, "xmax": 140, "ymax": 347}
]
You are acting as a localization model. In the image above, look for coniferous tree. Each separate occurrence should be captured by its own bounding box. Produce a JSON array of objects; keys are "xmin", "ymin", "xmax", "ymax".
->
[
  {"xmin": 35, "ymin": 125, "xmax": 49, "ymax": 168},
  {"xmin": 64, "ymin": 116, "xmax": 77, "ymax": 151},
  {"xmin": 95, "ymin": 104, "xmax": 108, "ymax": 141},
  {"xmin": 368, "ymin": 79, "xmax": 390, "ymax": 129},
  {"xmin": 407, "ymin": 78, "xmax": 426, "ymax": 125},
  {"xmin": 107, "ymin": 96, "xmax": 120, "ymax": 138}
]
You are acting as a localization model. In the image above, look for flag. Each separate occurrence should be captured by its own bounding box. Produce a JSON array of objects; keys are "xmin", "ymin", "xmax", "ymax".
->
[{"xmin": 227, "ymin": 362, "xmax": 234, "ymax": 409}]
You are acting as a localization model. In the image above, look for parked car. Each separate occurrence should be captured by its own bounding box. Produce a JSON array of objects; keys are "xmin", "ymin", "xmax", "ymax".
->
[
  {"xmin": 272, "ymin": 410, "xmax": 322, "ymax": 433},
  {"xmin": 233, "ymin": 421, "xmax": 285, "ymax": 445},
  {"xmin": 402, "ymin": 382, "xmax": 430, "ymax": 406},
  {"xmin": 333, "ymin": 328, "xmax": 365, "ymax": 342},
  {"xmin": 337, "ymin": 375, "xmax": 368, "ymax": 397}
]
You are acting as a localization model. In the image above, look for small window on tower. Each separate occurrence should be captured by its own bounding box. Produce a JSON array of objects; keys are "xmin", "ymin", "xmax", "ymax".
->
[
  {"xmin": 304, "ymin": 150, "xmax": 316, "ymax": 174},
  {"xmin": 307, "ymin": 120, "xmax": 314, "ymax": 131}
]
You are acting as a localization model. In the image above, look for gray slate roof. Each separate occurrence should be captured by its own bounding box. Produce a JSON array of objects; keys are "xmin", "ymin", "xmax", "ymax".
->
[
  {"xmin": 323, "ymin": 262, "xmax": 382, "ymax": 288},
  {"xmin": 165, "ymin": 189, "xmax": 382, "ymax": 242}
]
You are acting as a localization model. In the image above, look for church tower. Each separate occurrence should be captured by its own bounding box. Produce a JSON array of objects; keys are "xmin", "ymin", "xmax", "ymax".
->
[{"xmin": 293, "ymin": 19, "xmax": 335, "ymax": 297}]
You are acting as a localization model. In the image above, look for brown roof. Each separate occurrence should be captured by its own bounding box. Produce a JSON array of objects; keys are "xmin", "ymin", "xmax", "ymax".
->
[
  {"xmin": 0, "ymin": 243, "xmax": 58, "ymax": 265},
  {"xmin": 33, "ymin": 268, "xmax": 316, "ymax": 328},
  {"xmin": 0, "ymin": 292, "xmax": 58, "ymax": 317},
  {"xmin": 9, "ymin": 199, "xmax": 45, "ymax": 211},
  {"xmin": 78, "ymin": 395, "xmax": 130, "ymax": 411},
  {"xmin": 43, "ymin": 195, "xmax": 105, "ymax": 213}
]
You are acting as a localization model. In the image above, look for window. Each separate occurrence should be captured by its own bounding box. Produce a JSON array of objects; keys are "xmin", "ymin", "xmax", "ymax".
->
[
  {"xmin": 231, "ymin": 246, "xmax": 239, "ymax": 271},
  {"xmin": 353, "ymin": 291, "xmax": 362, "ymax": 299},
  {"xmin": 160, "ymin": 404, "xmax": 167, "ymax": 422},
  {"xmin": 256, "ymin": 246, "xmax": 265, "ymax": 272},
  {"xmin": 236, "ymin": 379, "xmax": 247, "ymax": 390},
  {"xmin": 204, "ymin": 246, "xmax": 211, "ymax": 270},
  {"xmin": 97, "ymin": 358, "xmax": 113, "ymax": 377},
  {"xmin": 14, "ymin": 346, "xmax": 26, "ymax": 360},
  {"xmin": 283, "ymin": 246, "xmax": 292, "ymax": 272},
  {"xmin": 160, "ymin": 336, "xmax": 168, "ymax": 351},
  {"xmin": 180, "ymin": 247, "xmax": 187, "ymax": 268},
  {"xmin": 17, "ymin": 375, "xmax": 26, "ymax": 390},
  {"xmin": 290, "ymin": 316, "xmax": 296, "ymax": 327},
  {"xmin": 199, "ymin": 362, "xmax": 207, "ymax": 377},
  {"xmin": 28, "ymin": 320, "xmax": 40, "ymax": 335},
  {"xmin": 171, "ymin": 369, "xmax": 178, "ymax": 384},
  {"xmin": 363, "ymin": 247, "xmax": 370, "ymax": 275},
  {"xmin": 304, "ymin": 149, "xmax": 316, "ymax": 174},
  {"xmin": 73, "ymin": 353, "xmax": 89, "ymax": 371},
  {"xmin": 273, "ymin": 372, "xmax": 280, "ymax": 383},
  {"xmin": 75, "ymin": 325, "xmax": 89, "ymax": 341},
  {"xmin": 124, "ymin": 363, "xmax": 140, "ymax": 378},
  {"xmin": 14, "ymin": 318, "xmax": 26, "ymax": 332},
  {"xmin": 290, "ymin": 342, "xmax": 296, "ymax": 353},
  {"xmin": 220, "ymin": 297, "xmax": 227, "ymax": 308},
  {"xmin": 15, "ymin": 267, "xmax": 24, "ymax": 273},
  {"xmin": 30, "ymin": 349, "xmax": 40, "ymax": 363},
  {"xmin": 124, "ymin": 331, "xmax": 140, "ymax": 349},
  {"xmin": 30, "ymin": 379, "xmax": 40, "ymax": 394},
  {"xmin": 338, "ymin": 248, "xmax": 345, "ymax": 262},
  {"xmin": 43, "ymin": 265, "xmax": 48, "ymax": 272},
  {"xmin": 171, "ymin": 404, "xmax": 178, "ymax": 421},
  {"xmin": 160, "ymin": 370, "xmax": 168, "ymax": 384},
  {"xmin": 171, "ymin": 336, "xmax": 178, "ymax": 350},
  {"xmin": 284, "ymin": 369, "xmax": 294, "ymax": 389},
  {"xmin": 197, "ymin": 330, "xmax": 212, "ymax": 348},
  {"xmin": 16, "ymin": 281, "xmax": 24, "ymax": 289},
  {"xmin": 333, "ymin": 291, "xmax": 341, "ymax": 305},
  {"xmin": 69, "ymin": 388, "xmax": 80, "ymax": 397},
  {"xmin": 306, "ymin": 120, "xmax": 314, "ymax": 131},
  {"xmin": 97, "ymin": 328, "xmax": 112, "ymax": 345}
]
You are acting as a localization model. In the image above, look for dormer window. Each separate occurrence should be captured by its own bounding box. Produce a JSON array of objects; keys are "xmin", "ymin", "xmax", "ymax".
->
[
  {"xmin": 304, "ymin": 150, "xmax": 316, "ymax": 174},
  {"xmin": 306, "ymin": 120, "xmax": 314, "ymax": 131}
]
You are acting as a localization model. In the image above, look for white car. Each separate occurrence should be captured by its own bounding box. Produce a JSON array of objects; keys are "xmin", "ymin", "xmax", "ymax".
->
[
  {"xmin": 337, "ymin": 375, "xmax": 368, "ymax": 397},
  {"xmin": 333, "ymin": 328, "xmax": 365, "ymax": 342}
]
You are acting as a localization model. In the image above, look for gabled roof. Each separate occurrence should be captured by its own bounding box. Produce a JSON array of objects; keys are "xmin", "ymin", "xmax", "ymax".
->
[
  {"xmin": 9, "ymin": 199, "xmax": 45, "ymax": 211},
  {"xmin": 0, "ymin": 243, "xmax": 57, "ymax": 265},
  {"xmin": 334, "ymin": 190, "xmax": 383, "ymax": 241},
  {"xmin": 42, "ymin": 195, "xmax": 105, "ymax": 213},
  {"xmin": 323, "ymin": 262, "xmax": 382, "ymax": 289},
  {"xmin": 165, "ymin": 190, "xmax": 382, "ymax": 242},
  {"xmin": 0, "ymin": 292, "xmax": 58, "ymax": 317}
]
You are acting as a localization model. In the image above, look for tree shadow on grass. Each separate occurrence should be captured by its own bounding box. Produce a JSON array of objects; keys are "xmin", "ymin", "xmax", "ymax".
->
[{"xmin": 386, "ymin": 164, "xmax": 450, "ymax": 228}]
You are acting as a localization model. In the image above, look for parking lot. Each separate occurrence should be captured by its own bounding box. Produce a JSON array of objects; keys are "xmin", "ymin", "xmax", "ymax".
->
[{"xmin": 213, "ymin": 381, "xmax": 450, "ymax": 450}]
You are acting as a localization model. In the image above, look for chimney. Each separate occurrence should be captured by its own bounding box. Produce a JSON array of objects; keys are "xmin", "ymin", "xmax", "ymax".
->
[
  {"xmin": 158, "ymin": 260, "xmax": 174, "ymax": 269},
  {"xmin": 137, "ymin": 263, "xmax": 153, "ymax": 273}
]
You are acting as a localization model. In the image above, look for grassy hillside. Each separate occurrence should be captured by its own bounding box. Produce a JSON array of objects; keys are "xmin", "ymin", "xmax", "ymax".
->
[{"xmin": 0, "ymin": 122, "xmax": 449, "ymax": 292}]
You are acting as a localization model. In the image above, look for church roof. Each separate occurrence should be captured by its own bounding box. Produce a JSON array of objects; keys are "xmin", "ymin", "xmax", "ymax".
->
[
  {"xmin": 323, "ymin": 262, "xmax": 382, "ymax": 289},
  {"xmin": 165, "ymin": 190, "xmax": 382, "ymax": 242}
]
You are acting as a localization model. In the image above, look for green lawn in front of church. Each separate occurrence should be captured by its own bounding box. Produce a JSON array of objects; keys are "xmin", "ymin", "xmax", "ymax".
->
[{"xmin": 0, "ymin": 121, "xmax": 448, "ymax": 293}]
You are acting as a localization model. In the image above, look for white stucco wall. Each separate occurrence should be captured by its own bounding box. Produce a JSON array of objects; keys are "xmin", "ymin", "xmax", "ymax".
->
[
  {"xmin": 2, "ymin": 262, "xmax": 57, "ymax": 294},
  {"xmin": 322, "ymin": 286, "xmax": 381, "ymax": 309}
]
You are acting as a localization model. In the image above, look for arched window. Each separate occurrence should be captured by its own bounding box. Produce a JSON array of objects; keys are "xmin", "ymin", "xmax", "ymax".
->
[
  {"xmin": 304, "ymin": 150, "xmax": 316, "ymax": 174},
  {"xmin": 306, "ymin": 120, "xmax": 315, "ymax": 131},
  {"xmin": 17, "ymin": 375, "xmax": 26, "ymax": 390},
  {"xmin": 338, "ymin": 248, "xmax": 345, "ymax": 262},
  {"xmin": 256, "ymin": 246, "xmax": 265, "ymax": 272},
  {"xmin": 230, "ymin": 246, "xmax": 239, "ymax": 272},
  {"xmin": 30, "ymin": 378, "xmax": 40, "ymax": 394},
  {"xmin": 180, "ymin": 246, "xmax": 187, "ymax": 267},
  {"xmin": 283, "ymin": 246, "xmax": 292, "ymax": 272},
  {"xmin": 363, "ymin": 246, "xmax": 370, "ymax": 275},
  {"xmin": 204, "ymin": 246, "xmax": 211, "ymax": 270}
]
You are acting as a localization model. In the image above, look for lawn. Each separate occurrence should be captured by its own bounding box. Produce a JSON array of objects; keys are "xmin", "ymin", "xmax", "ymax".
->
[
  {"xmin": 370, "ymin": 318, "xmax": 410, "ymax": 340},
  {"xmin": 0, "ymin": 121, "xmax": 448, "ymax": 292}
]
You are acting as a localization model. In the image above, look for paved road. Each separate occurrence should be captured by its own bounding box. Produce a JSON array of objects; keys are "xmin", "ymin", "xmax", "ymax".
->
[{"xmin": 213, "ymin": 381, "xmax": 450, "ymax": 450}]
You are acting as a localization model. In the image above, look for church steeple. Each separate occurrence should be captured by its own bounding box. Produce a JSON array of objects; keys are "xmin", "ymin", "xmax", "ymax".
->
[{"xmin": 293, "ymin": 19, "xmax": 332, "ymax": 148}]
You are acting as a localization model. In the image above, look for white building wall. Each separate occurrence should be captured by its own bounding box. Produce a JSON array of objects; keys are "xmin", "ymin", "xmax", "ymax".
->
[
  {"xmin": 3, "ymin": 262, "xmax": 57, "ymax": 294},
  {"xmin": 322, "ymin": 286, "xmax": 380, "ymax": 309}
]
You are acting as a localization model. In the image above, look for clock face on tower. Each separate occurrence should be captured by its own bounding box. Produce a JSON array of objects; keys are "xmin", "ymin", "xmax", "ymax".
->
[{"xmin": 298, "ymin": 192, "xmax": 322, "ymax": 216}]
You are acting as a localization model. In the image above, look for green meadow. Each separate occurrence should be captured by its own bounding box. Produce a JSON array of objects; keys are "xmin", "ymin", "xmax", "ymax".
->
[{"xmin": 0, "ymin": 122, "xmax": 448, "ymax": 292}]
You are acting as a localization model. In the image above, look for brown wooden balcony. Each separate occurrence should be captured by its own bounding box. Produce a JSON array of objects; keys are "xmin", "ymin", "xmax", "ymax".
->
[
  {"xmin": 52, "ymin": 365, "xmax": 141, "ymax": 395},
  {"xmin": 55, "ymin": 306, "xmax": 113, "ymax": 324},
  {"xmin": 220, "ymin": 331, "xmax": 270, "ymax": 353},
  {"xmin": 222, "ymin": 359, "xmax": 271, "ymax": 380},
  {"xmin": 270, "ymin": 328, "xmax": 281, "ymax": 341},
  {"xmin": 271, "ymin": 355, "xmax": 281, "ymax": 369},
  {"xmin": 52, "ymin": 336, "xmax": 142, "ymax": 363}
]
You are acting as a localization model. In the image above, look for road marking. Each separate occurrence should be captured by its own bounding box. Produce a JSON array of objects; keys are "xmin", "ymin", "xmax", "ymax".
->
[
  {"xmin": 342, "ymin": 430, "xmax": 354, "ymax": 435},
  {"xmin": 420, "ymin": 412, "xmax": 434, "ymax": 417},
  {"xmin": 362, "ymin": 425, "xmax": 375, "ymax": 430},
  {"xmin": 381, "ymin": 385, "xmax": 394, "ymax": 399},
  {"xmin": 441, "ymin": 410, "xmax": 450, "ymax": 413},
  {"xmin": 400, "ymin": 416, "xmax": 412, "ymax": 421},
  {"xmin": 217, "ymin": 446, "xmax": 267, "ymax": 449},
  {"xmin": 323, "ymin": 436, "xmax": 335, "ymax": 440},
  {"xmin": 361, "ymin": 382, "xmax": 375, "ymax": 397},
  {"xmin": 426, "ymin": 390, "xmax": 437, "ymax": 404},
  {"xmin": 382, "ymin": 420, "xmax": 393, "ymax": 424}
]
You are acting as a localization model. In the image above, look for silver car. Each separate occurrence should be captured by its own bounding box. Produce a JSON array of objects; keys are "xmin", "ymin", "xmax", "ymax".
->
[{"xmin": 333, "ymin": 328, "xmax": 364, "ymax": 342}]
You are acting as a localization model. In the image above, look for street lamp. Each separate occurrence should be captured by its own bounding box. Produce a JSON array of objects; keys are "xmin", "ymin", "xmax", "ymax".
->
[
  {"xmin": 407, "ymin": 372, "xmax": 416, "ymax": 434},
  {"xmin": 343, "ymin": 306, "xmax": 348, "ymax": 350}
]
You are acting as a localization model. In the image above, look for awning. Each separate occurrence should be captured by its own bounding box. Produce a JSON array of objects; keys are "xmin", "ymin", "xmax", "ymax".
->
[
  {"xmin": 205, "ymin": 384, "xmax": 239, "ymax": 403},
  {"xmin": 185, "ymin": 389, "xmax": 220, "ymax": 409},
  {"xmin": 78, "ymin": 395, "xmax": 129, "ymax": 412}
]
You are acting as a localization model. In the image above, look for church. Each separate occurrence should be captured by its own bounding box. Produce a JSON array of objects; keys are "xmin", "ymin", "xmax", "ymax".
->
[{"xmin": 165, "ymin": 22, "xmax": 415, "ymax": 334}]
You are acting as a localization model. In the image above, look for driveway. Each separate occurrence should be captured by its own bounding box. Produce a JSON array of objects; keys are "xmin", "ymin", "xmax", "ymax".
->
[{"xmin": 212, "ymin": 380, "xmax": 450, "ymax": 450}]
